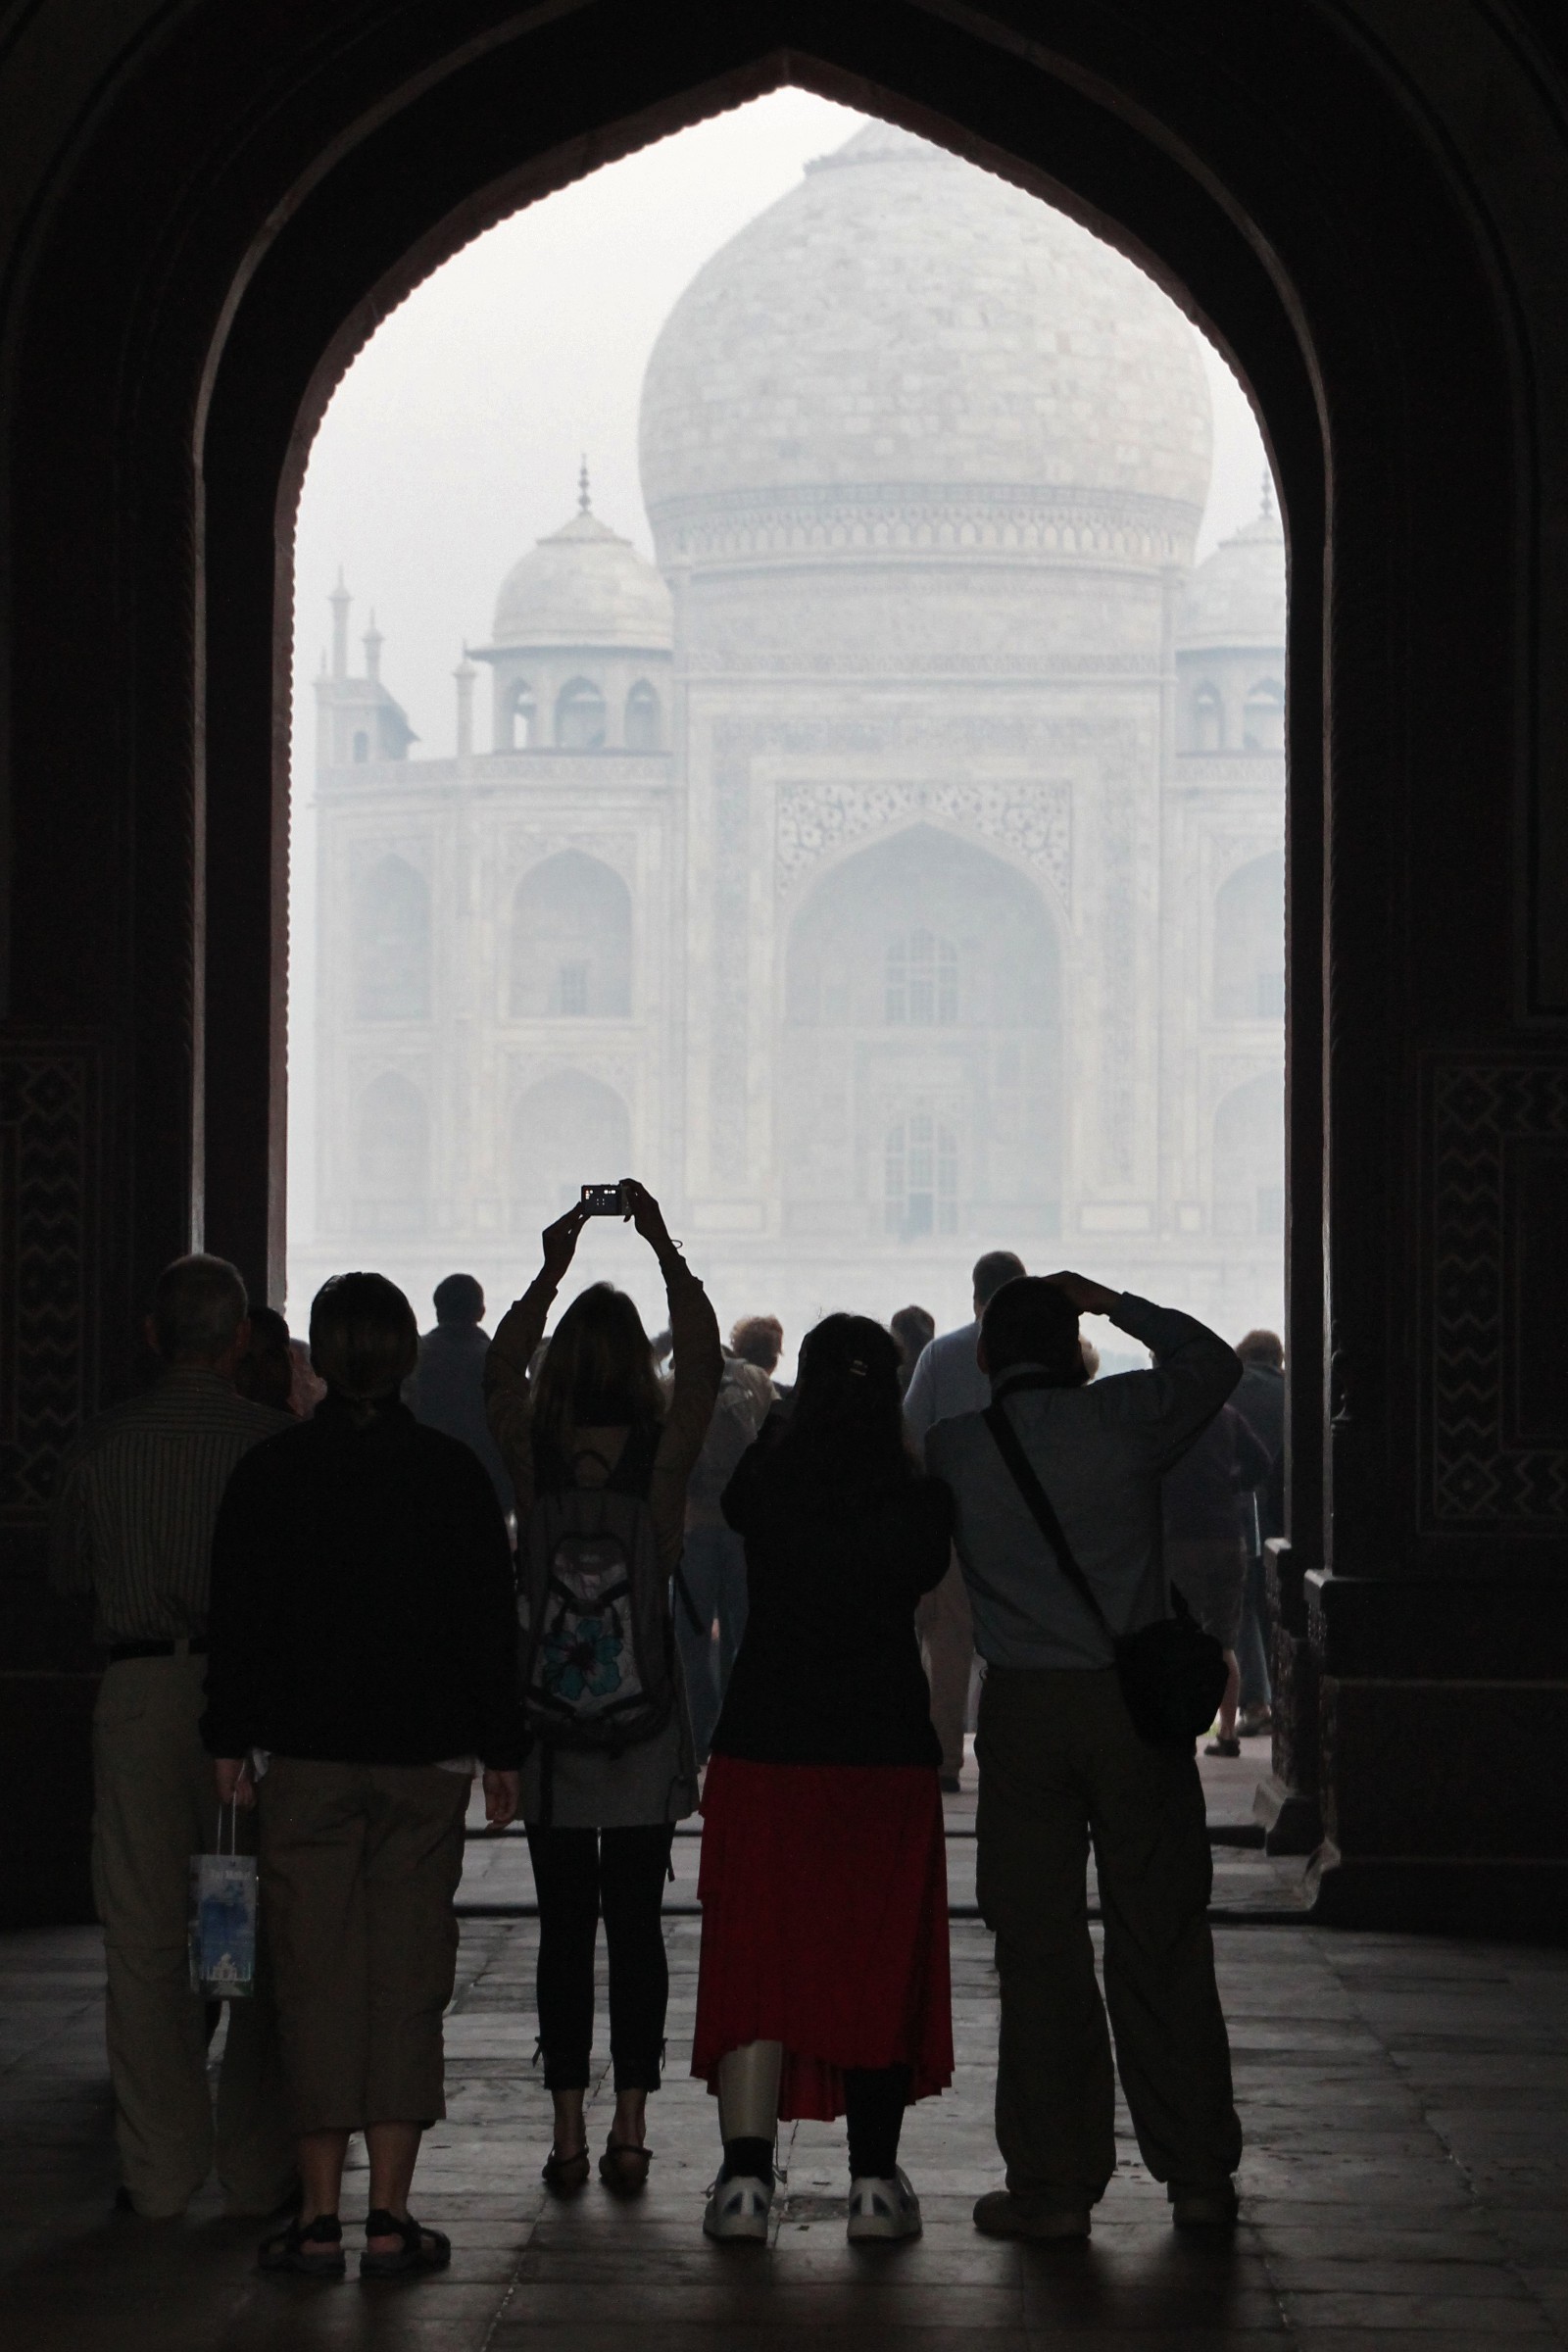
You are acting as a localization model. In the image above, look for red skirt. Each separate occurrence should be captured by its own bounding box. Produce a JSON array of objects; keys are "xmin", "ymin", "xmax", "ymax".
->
[{"xmin": 691, "ymin": 1752, "xmax": 954, "ymax": 2121}]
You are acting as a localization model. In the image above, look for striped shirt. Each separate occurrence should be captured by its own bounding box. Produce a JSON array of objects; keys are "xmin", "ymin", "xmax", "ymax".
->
[{"xmin": 50, "ymin": 1371, "xmax": 292, "ymax": 1643}]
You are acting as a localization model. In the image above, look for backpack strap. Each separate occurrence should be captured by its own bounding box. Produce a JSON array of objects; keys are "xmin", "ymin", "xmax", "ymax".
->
[{"xmin": 982, "ymin": 1400, "xmax": 1114, "ymax": 1643}]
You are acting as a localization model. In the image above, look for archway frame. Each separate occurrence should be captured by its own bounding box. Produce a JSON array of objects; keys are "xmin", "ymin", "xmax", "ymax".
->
[{"xmin": 4, "ymin": 0, "xmax": 1550, "ymax": 1622}]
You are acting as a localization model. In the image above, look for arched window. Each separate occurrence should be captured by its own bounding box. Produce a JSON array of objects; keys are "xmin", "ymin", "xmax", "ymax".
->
[
  {"xmin": 1213, "ymin": 851, "xmax": 1285, "ymax": 1019},
  {"xmin": 885, "ymin": 929, "xmax": 958, "ymax": 1025},
  {"xmin": 355, "ymin": 1071, "xmax": 428, "ymax": 1232},
  {"xmin": 1212, "ymin": 1072, "xmax": 1284, "ymax": 1237},
  {"xmin": 354, "ymin": 854, "xmax": 429, "ymax": 1021},
  {"xmin": 352, "ymin": 729, "xmax": 369, "ymax": 763},
  {"xmin": 556, "ymin": 676, "xmax": 607, "ymax": 751},
  {"xmin": 512, "ymin": 1071, "xmax": 632, "ymax": 1222},
  {"xmin": 507, "ymin": 680, "xmax": 537, "ymax": 751},
  {"xmin": 885, "ymin": 1111, "xmax": 958, "ymax": 1239},
  {"xmin": 1192, "ymin": 683, "xmax": 1224, "ymax": 752},
  {"xmin": 624, "ymin": 680, "xmax": 662, "ymax": 752},
  {"xmin": 1243, "ymin": 677, "xmax": 1285, "ymax": 753},
  {"xmin": 511, "ymin": 851, "xmax": 631, "ymax": 1018}
]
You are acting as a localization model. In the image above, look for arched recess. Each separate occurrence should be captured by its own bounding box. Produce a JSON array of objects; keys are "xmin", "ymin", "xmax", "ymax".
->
[
  {"xmin": 783, "ymin": 824, "xmax": 1061, "ymax": 1240},
  {"xmin": 556, "ymin": 676, "xmax": 607, "ymax": 751},
  {"xmin": 354, "ymin": 855, "xmax": 430, "ymax": 1021},
  {"xmin": 355, "ymin": 1070, "xmax": 429, "ymax": 1231},
  {"xmin": 624, "ymin": 680, "xmax": 662, "ymax": 752},
  {"xmin": 512, "ymin": 1070, "xmax": 631, "ymax": 1221},
  {"xmin": 1213, "ymin": 1071, "xmax": 1285, "ymax": 1239},
  {"xmin": 505, "ymin": 679, "xmax": 538, "ymax": 751},
  {"xmin": 510, "ymin": 851, "xmax": 632, "ymax": 1018},
  {"xmin": 1213, "ymin": 852, "xmax": 1285, "ymax": 1021}
]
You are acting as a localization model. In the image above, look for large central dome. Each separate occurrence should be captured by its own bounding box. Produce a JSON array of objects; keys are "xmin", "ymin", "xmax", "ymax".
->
[{"xmin": 639, "ymin": 120, "xmax": 1212, "ymax": 558}]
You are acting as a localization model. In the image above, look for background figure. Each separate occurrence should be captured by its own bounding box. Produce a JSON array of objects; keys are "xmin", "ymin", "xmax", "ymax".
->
[
  {"xmin": 1162, "ymin": 1400, "xmax": 1273, "ymax": 1756},
  {"xmin": 890, "ymin": 1305, "xmax": 936, "ymax": 1400},
  {"xmin": 48, "ymin": 1255, "xmax": 294, "ymax": 2222},
  {"xmin": 729, "ymin": 1314, "xmax": 784, "ymax": 1391},
  {"xmin": 1233, "ymin": 1330, "xmax": 1285, "ymax": 1737},
  {"xmin": 903, "ymin": 1252, "xmax": 1023, "ymax": 1788},
  {"xmin": 681, "ymin": 1343, "xmax": 773, "ymax": 1762},
  {"xmin": 406, "ymin": 1271, "xmax": 514, "ymax": 1517},
  {"xmin": 235, "ymin": 1305, "xmax": 298, "ymax": 1414},
  {"xmin": 289, "ymin": 1339, "xmax": 327, "ymax": 1419}
]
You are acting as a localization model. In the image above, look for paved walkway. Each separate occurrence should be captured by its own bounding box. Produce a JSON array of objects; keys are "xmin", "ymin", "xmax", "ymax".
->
[{"xmin": 2, "ymin": 1752, "xmax": 1564, "ymax": 2350}]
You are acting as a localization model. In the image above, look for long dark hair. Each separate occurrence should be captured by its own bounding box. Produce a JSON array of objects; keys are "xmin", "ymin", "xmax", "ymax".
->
[
  {"xmin": 530, "ymin": 1282, "xmax": 664, "ymax": 1488},
  {"xmin": 774, "ymin": 1313, "xmax": 911, "ymax": 1488}
]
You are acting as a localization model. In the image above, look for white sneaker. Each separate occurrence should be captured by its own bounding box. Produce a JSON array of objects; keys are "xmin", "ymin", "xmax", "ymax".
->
[
  {"xmin": 847, "ymin": 2169, "xmax": 922, "ymax": 2241},
  {"xmin": 703, "ymin": 2172, "xmax": 772, "ymax": 2241}
]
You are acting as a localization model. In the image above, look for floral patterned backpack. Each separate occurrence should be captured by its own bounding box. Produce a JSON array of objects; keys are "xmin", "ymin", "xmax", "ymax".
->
[{"xmin": 519, "ymin": 1422, "xmax": 676, "ymax": 1757}]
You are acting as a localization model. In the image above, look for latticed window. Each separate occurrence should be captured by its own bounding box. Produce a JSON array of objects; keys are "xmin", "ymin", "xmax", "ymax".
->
[
  {"xmin": 885, "ymin": 1113, "xmax": 958, "ymax": 1239},
  {"xmin": 884, "ymin": 930, "xmax": 958, "ymax": 1025}
]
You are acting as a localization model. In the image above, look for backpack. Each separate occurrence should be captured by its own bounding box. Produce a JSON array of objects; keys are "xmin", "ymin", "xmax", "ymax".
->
[
  {"xmin": 685, "ymin": 1358, "xmax": 765, "ymax": 1513},
  {"xmin": 520, "ymin": 1421, "xmax": 675, "ymax": 1757}
]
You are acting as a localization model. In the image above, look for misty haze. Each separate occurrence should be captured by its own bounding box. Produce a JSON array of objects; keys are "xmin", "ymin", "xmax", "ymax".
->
[{"xmin": 289, "ymin": 95, "xmax": 1287, "ymax": 1366}]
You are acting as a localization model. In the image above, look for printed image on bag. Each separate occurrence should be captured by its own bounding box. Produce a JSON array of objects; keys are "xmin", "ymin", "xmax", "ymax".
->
[
  {"xmin": 537, "ymin": 1533, "xmax": 644, "ymax": 1713},
  {"xmin": 188, "ymin": 1807, "xmax": 258, "ymax": 1997},
  {"xmin": 520, "ymin": 1427, "xmax": 675, "ymax": 1754}
]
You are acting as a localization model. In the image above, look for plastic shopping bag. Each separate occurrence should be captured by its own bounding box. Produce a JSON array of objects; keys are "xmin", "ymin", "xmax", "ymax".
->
[{"xmin": 188, "ymin": 1802, "xmax": 258, "ymax": 1997}]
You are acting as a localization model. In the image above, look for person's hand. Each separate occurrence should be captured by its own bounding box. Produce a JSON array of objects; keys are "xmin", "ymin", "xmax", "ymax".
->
[
  {"xmin": 1040, "ymin": 1270, "xmax": 1121, "ymax": 1318},
  {"xmin": 540, "ymin": 1200, "xmax": 590, "ymax": 1284},
  {"xmin": 482, "ymin": 1769, "xmax": 520, "ymax": 1830},
  {"xmin": 618, "ymin": 1178, "xmax": 674, "ymax": 1254},
  {"xmin": 215, "ymin": 1757, "xmax": 255, "ymax": 1809}
]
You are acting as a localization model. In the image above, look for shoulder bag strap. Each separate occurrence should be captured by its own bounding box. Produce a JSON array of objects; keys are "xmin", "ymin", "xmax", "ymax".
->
[{"xmin": 982, "ymin": 1400, "xmax": 1114, "ymax": 1643}]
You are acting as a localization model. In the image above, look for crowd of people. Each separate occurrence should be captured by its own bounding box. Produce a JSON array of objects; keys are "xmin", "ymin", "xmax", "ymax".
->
[{"xmin": 49, "ymin": 1188, "xmax": 1286, "ymax": 2278}]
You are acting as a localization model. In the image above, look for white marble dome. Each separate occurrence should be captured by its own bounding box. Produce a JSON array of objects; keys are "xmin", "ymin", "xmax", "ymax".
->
[
  {"xmin": 492, "ymin": 507, "xmax": 672, "ymax": 649},
  {"xmin": 639, "ymin": 120, "xmax": 1212, "ymax": 548},
  {"xmin": 1178, "ymin": 496, "xmax": 1287, "ymax": 649}
]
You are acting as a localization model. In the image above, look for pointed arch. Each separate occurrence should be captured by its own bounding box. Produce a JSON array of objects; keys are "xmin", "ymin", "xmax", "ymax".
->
[{"xmin": 511, "ymin": 851, "xmax": 631, "ymax": 1018}]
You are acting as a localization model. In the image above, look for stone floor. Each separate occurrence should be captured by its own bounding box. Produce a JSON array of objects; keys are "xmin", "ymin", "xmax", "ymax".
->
[{"xmin": 2, "ymin": 1748, "xmax": 1565, "ymax": 2350}]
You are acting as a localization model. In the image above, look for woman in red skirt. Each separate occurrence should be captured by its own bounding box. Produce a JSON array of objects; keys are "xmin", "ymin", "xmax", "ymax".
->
[{"xmin": 693, "ymin": 1313, "xmax": 956, "ymax": 2242}]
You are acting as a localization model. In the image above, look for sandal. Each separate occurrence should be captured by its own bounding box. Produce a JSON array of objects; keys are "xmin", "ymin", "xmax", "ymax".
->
[
  {"xmin": 599, "ymin": 2138, "xmax": 652, "ymax": 2195},
  {"xmin": 359, "ymin": 2207, "xmax": 452, "ymax": 2279},
  {"xmin": 1204, "ymin": 1736, "xmax": 1242, "ymax": 1758},
  {"xmin": 258, "ymin": 2212, "xmax": 345, "ymax": 2278},
  {"xmin": 542, "ymin": 2146, "xmax": 591, "ymax": 2194}
]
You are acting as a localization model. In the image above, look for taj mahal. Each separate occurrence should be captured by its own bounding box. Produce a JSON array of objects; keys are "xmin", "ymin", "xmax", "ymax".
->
[{"xmin": 300, "ymin": 120, "xmax": 1287, "ymax": 1349}]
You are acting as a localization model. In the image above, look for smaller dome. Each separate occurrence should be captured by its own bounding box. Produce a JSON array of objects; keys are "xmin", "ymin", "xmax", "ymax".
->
[
  {"xmin": 492, "ymin": 507, "xmax": 672, "ymax": 650},
  {"xmin": 1178, "ymin": 493, "xmax": 1286, "ymax": 652}
]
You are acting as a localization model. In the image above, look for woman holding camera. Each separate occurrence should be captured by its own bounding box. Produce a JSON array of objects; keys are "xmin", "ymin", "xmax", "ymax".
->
[
  {"xmin": 693, "ymin": 1313, "xmax": 956, "ymax": 2243},
  {"xmin": 485, "ymin": 1180, "xmax": 721, "ymax": 2196}
]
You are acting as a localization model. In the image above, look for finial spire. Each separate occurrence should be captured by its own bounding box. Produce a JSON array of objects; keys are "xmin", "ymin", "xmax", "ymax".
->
[{"xmin": 578, "ymin": 454, "xmax": 591, "ymax": 514}]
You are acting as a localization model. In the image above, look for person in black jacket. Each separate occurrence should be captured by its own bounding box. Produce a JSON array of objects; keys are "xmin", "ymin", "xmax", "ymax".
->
[
  {"xmin": 204, "ymin": 1271, "xmax": 521, "ymax": 2283},
  {"xmin": 691, "ymin": 1314, "xmax": 956, "ymax": 2246}
]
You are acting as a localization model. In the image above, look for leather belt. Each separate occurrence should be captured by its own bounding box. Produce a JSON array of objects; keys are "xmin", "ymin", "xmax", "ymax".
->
[{"xmin": 107, "ymin": 1639, "xmax": 208, "ymax": 1661}]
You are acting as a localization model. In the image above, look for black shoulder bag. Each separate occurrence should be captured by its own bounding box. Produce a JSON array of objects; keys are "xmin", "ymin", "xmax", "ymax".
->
[{"xmin": 983, "ymin": 1401, "xmax": 1228, "ymax": 1749}]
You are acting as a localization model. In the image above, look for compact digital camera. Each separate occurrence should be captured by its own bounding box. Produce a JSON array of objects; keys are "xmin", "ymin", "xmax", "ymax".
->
[{"xmin": 580, "ymin": 1183, "xmax": 627, "ymax": 1215}]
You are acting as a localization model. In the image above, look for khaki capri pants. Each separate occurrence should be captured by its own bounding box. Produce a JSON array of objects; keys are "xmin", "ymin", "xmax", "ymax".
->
[{"xmin": 257, "ymin": 1759, "xmax": 469, "ymax": 2135}]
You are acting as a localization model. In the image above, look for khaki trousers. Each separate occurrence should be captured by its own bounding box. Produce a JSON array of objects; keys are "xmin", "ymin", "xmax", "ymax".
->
[
  {"xmin": 257, "ymin": 1759, "xmax": 469, "ymax": 2134},
  {"xmin": 91, "ymin": 1654, "xmax": 293, "ymax": 2218},
  {"xmin": 975, "ymin": 1665, "xmax": 1242, "ymax": 2206},
  {"xmin": 916, "ymin": 1554, "xmax": 974, "ymax": 1779}
]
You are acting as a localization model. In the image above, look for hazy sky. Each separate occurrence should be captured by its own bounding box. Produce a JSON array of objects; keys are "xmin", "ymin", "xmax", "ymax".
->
[{"xmin": 285, "ymin": 86, "xmax": 1274, "ymax": 1298}]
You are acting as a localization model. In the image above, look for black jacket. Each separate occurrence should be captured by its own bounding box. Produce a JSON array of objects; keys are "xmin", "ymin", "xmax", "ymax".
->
[
  {"xmin": 202, "ymin": 1396, "xmax": 522, "ymax": 1769},
  {"xmin": 710, "ymin": 1418, "xmax": 954, "ymax": 1768}
]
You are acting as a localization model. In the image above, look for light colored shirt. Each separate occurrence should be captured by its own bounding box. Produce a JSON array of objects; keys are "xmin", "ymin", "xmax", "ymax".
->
[
  {"xmin": 903, "ymin": 1318, "xmax": 990, "ymax": 1442},
  {"xmin": 49, "ymin": 1370, "xmax": 291, "ymax": 1644},
  {"xmin": 925, "ymin": 1296, "xmax": 1240, "ymax": 1671}
]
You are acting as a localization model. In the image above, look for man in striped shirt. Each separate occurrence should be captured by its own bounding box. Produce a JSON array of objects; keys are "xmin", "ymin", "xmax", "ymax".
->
[{"xmin": 51, "ymin": 1254, "xmax": 295, "ymax": 2220}]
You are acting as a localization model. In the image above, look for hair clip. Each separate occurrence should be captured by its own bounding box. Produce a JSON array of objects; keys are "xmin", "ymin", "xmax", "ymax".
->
[{"xmin": 848, "ymin": 1358, "xmax": 868, "ymax": 1378}]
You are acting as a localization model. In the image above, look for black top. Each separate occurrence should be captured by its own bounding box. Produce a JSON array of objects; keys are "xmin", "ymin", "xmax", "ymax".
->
[
  {"xmin": 710, "ymin": 1418, "xmax": 955, "ymax": 1768},
  {"xmin": 1235, "ymin": 1363, "xmax": 1285, "ymax": 1540},
  {"xmin": 202, "ymin": 1396, "xmax": 522, "ymax": 1769},
  {"xmin": 1162, "ymin": 1400, "xmax": 1273, "ymax": 1543}
]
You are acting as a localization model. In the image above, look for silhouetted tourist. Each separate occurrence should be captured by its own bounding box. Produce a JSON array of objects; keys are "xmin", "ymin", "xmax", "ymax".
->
[
  {"xmin": 49, "ymin": 1254, "xmax": 294, "ymax": 2222},
  {"xmin": 204, "ymin": 1270, "xmax": 520, "ymax": 2279},
  {"xmin": 729, "ymin": 1313, "xmax": 784, "ymax": 1387},
  {"xmin": 926, "ymin": 1272, "xmax": 1244, "ymax": 2239},
  {"xmin": 289, "ymin": 1339, "xmax": 326, "ymax": 1418},
  {"xmin": 1234, "ymin": 1330, "xmax": 1285, "ymax": 1736},
  {"xmin": 235, "ymin": 1304, "xmax": 298, "ymax": 1414},
  {"xmin": 903, "ymin": 1253, "xmax": 1022, "ymax": 1788},
  {"xmin": 890, "ymin": 1304, "xmax": 936, "ymax": 1399},
  {"xmin": 694, "ymin": 1315, "xmax": 954, "ymax": 2244},
  {"xmin": 680, "ymin": 1348, "xmax": 772, "ymax": 1761},
  {"xmin": 485, "ymin": 1182, "xmax": 721, "ymax": 2198},
  {"xmin": 1163, "ymin": 1401, "xmax": 1272, "ymax": 1756},
  {"xmin": 407, "ymin": 1271, "xmax": 514, "ymax": 1516}
]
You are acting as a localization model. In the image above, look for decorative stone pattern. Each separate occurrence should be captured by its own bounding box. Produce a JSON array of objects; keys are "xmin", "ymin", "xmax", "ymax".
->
[
  {"xmin": 0, "ymin": 1044, "xmax": 102, "ymax": 1526},
  {"xmin": 657, "ymin": 485, "xmax": 1197, "ymax": 569},
  {"xmin": 776, "ymin": 777, "xmax": 1071, "ymax": 902},
  {"xmin": 1428, "ymin": 1054, "xmax": 1568, "ymax": 1522}
]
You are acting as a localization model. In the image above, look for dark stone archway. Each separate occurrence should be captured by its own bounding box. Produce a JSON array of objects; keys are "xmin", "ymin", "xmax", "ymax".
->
[{"xmin": 2, "ymin": 1, "xmax": 1564, "ymax": 1930}]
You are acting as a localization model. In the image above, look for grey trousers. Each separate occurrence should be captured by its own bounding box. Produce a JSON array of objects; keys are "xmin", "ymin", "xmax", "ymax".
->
[
  {"xmin": 91, "ymin": 1654, "xmax": 293, "ymax": 2218},
  {"xmin": 975, "ymin": 1665, "xmax": 1242, "ymax": 2207}
]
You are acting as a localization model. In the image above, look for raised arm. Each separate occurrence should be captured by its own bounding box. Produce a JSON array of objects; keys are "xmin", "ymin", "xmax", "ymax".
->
[
  {"xmin": 1103, "ymin": 1288, "xmax": 1242, "ymax": 1469},
  {"xmin": 484, "ymin": 1201, "xmax": 592, "ymax": 1523},
  {"xmin": 622, "ymin": 1181, "xmax": 722, "ymax": 1565}
]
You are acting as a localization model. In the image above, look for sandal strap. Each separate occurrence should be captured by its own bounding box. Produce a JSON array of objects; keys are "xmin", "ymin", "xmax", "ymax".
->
[
  {"xmin": 365, "ymin": 2208, "xmax": 416, "ymax": 2245},
  {"xmin": 299, "ymin": 2214, "xmax": 342, "ymax": 2243}
]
